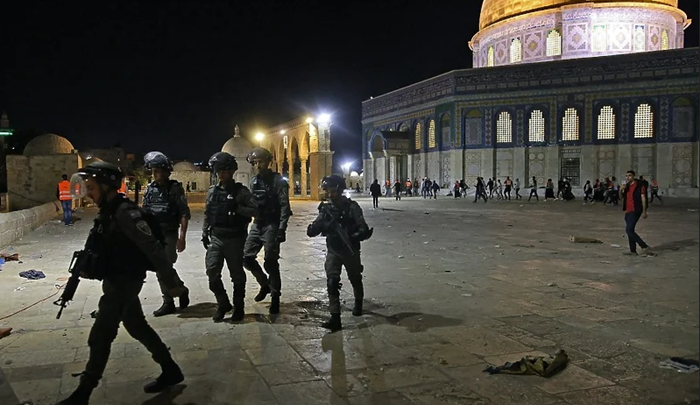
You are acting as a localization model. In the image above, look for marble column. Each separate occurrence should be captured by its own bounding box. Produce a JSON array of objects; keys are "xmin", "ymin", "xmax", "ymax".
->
[{"xmin": 300, "ymin": 158, "xmax": 308, "ymax": 198}]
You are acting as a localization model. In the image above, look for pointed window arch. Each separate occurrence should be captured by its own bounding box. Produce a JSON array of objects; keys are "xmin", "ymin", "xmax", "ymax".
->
[
  {"xmin": 487, "ymin": 46, "xmax": 495, "ymax": 67},
  {"xmin": 510, "ymin": 38, "xmax": 522, "ymax": 63},
  {"xmin": 441, "ymin": 115, "xmax": 451, "ymax": 147},
  {"xmin": 546, "ymin": 30, "xmax": 562, "ymax": 56},
  {"xmin": 597, "ymin": 106, "xmax": 616, "ymax": 140},
  {"xmin": 414, "ymin": 122, "xmax": 422, "ymax": 150},
  {"xmin": 528, "ymin": 110, "xmax": 545, "ymax": 143},
  {"xmin": 562, "ymin": 108, "xmax": 580, "ymax": 141},
  {"xmin": 634, "ymin": 104, "xmax": 654, "ymax": 138},
  {"xmin": 428, "ymin": 120, "xmax": 436, "ymax": 148},
  {"xmin": 496, "ymin": 111, "xmax": 512, "ymax": 143},
  {"xmin": 661, "ymin": 30, "xmax": 669, "ymax": 50}
]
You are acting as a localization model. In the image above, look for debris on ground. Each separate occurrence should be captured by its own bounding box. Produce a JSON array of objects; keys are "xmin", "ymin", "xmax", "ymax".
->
[
  {"xmin": 547, "ymin": 282, "xmax": 557, "ymax": 287},
  {"xmin": 484, "ymin": 349, "xmax": 568, "ymax": 378},
  {"xmin": 19, "ymin": 270, "xmax": 46, "ymax": 280},
  {"xmin": 397, "ymin": 255, "xmax": 405, "ymax": 259},
  {"xmin": 1, "ymin": 253, "xmax": 20, "ymax": 261},
  {"xmin": 0, "ymin": 327, "xmax": 12, "ymax": 340},
  {"xmin": 569, "ymin": 236, "xmax": 603, "ymax": 243},
  {"xmin": 610, "ymin": 244, "xmax": 621, "ymax": 248},
  {"xmin": 658, "ymin": 357, "xmax": 699, "ymax": 373}
]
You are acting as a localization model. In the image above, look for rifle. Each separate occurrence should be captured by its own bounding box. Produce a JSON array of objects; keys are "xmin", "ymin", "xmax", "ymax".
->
[
  {"xmin": 319, "ymin": 203, "xmax": 355, "ymax": 256},
  {"xmin": 54, "ymin": 250, "xmax": 85, "ymax": 319}
]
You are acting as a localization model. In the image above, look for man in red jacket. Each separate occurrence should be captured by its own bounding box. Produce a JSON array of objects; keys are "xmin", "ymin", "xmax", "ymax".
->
[{"xmin": 620, "ymin": 170, "xmax": 652, "ymax": 256}]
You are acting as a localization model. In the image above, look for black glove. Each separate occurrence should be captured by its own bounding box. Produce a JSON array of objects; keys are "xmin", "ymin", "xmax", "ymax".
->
[
  {"xmin": 276, "ymin": 230, "xmax": 286, "ymax": 244},
  {"xmin": 202, "ymin": 233, "xmax": 210, "ymax": 250}
]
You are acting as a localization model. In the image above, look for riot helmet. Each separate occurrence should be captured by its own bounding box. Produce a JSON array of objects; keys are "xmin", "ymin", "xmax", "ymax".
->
[
  {"xmin": 208, "ymin": 151, "xmax": 238, "ymax": 172},
  {"xmin": 246, "ymin": 147, "xmax": 273, "ymax": 165},
  {"xmin": 143, "ymin": 151, "xmax": 173, "ymax": 171},
  {"xmin": 71, "ymin": 161, "xmax": 124, "ymax": 198},
  {"xmin": 321, "ymin": 175, "xmax": 347, "ymax": 192}
]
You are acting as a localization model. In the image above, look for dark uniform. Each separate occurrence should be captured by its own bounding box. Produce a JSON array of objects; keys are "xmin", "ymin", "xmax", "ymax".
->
[
  {"xmin": 243, "ymin": 147, "xmax": 292, "ymax": 314},
  {"xmin": 142, "ymin": 151, "xmax": 191, "ymax": 316},
  {"xmin": 202, "ymin": 152, "xmax": 258, "ymax": 322},
  {"xmin": 56, "ymin": 162, "xmax": 184, "ymax": 405},
  {"xmin": 307, "ymin": 175, "xmax": 373, "ymax": 332}
]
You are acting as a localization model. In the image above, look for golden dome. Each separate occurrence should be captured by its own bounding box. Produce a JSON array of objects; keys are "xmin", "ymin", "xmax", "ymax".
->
[
  {"xmin": 23, "ymin": 133, "xmax": 75, "ymax": 156},
  {"xmin": 479, "ymin": 0, "xmax": 680, "ymax": 30}
]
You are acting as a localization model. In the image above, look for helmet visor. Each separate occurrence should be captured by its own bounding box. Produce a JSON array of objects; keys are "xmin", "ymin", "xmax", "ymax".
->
[{"xmin": 70, "ymin": 173, "xmax": 87, "ymax": 199}]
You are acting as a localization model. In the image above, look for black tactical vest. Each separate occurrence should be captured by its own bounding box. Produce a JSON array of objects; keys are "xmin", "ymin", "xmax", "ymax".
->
[
  {"xmin": 251, "ymin": 172, "xmax": 281, "ymax": 222},
  {"xmin": 142, "ymin": 180, "xmax": 179, "ymax": 226},
  {"xmin": 206, "ymin": 183, "xmax": 251, "ymax": 236}
]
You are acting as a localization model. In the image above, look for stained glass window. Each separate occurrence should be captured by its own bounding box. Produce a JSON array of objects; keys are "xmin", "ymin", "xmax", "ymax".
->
[
  {"xmin": 562, "ymin": 108, "xmax": 580, "ymax": 141},
  {"xmin": 414, "ymin": 122, "xmax": 422, "ymax": 150},
  {"xmin": 634, "ymin": 104, "xmax": 654, "ymax": 138},
  {"xmin": 592, "ymin": 24, "xmax": 607, "ymax": 53},
  {"xmin": 528, "ymin": 110, "xmax": 545, "ymax": 143},
  {"xmin": 546, "ymin": 30, "xmax": 562, "ymax": 56},
  {"xmin": 487, "ymin": 46, "xmax": 495, "ymax": 67},
  {"xmin": 510, "ymin": 38, "xmax": 522, "ymax": 63},
  {"xmin": 597, "ymin": 106, "xmax": 615, "ymax": 140},
  {"xmin": 496, "ymin": 111, "xmax": 512, "ymax": 143},
  {"xmin": 634, "ymin": 25, "xmax": 645, "ymax": 52},
  {"xmin": 661, "ymin": 30, "xmax": 669, "ymax": 50},
  {"xmin": 428, "ymin": 120, "xmax": 436, "ymax": 148}
]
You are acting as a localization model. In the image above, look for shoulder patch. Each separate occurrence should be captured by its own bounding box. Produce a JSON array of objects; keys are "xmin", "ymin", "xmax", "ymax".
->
[
  {"xmin": 129, "ymin": 210, "xmax": 142, "ymax": 219},
  {"xmin": 136, "ymin": 220, "xmax": 153, "ymax": 236}
]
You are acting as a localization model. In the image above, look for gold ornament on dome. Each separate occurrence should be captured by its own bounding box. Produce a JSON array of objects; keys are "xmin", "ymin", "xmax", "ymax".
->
[{"xmin": 479, "ymin": 0, "xmax": 680, "ymax": 30}]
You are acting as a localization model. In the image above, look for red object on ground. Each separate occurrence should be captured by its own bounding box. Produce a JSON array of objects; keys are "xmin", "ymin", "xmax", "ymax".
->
[{"xmin": 0, "ymin": 327, "xmax": 12, "ymax": 339}]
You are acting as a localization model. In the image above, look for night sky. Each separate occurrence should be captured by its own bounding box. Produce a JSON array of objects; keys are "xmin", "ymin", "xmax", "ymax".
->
[{"xmin": 2, "ymin": 1, "xmax": 698, "ymax": 172}]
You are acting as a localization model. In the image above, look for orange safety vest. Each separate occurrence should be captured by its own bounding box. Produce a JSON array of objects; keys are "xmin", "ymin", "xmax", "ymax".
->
[
  {"xmin": 118, "ymin": 181, "xmax": 127, "ymax": 195},
  {"xmin": 58, "ymin": 180, "xmax": 72, "ymax": 201},
  {"xmin": 406, "ymin": 181, "xmax": 412, "ymax": 188}
]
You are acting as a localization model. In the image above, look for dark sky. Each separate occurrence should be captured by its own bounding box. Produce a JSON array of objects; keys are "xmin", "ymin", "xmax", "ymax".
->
[{"xmin": 1, "ymin": 1, "xmax": 698, "ymax": 172}]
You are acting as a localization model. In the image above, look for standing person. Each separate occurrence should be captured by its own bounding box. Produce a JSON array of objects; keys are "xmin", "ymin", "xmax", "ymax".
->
[
  {"xmin": 528, "ymin": 176, "xmax": 539, "ymax": 202},
  {"xmin": 413, "ymin": 177, "xmax": 420, "ymax": 197},
  {"xmin": 474, "ymin": 177, "xmax": 487, "ymax": 203},
  {"xmin": 55, "ymin": 162, "xmax": 186, "ymax": 405},
  {"xmin": 57, "ymin": 174, "xmax": 74, "ymax": 226},
  {"xmin": 487, "ymin": 178, "xmax": 494, "ymax": 198},
  {"xmin": 186, "ymin": 182, "xmax": 191, "ymax": 193},
  {"xmin": 405, "ymin": 178, "xmax": 412, "ymax": 197},
  {"xmin": 431, "ymin": 181, "xmax": 440, "ymax": 199},
  {"xmin": 620, "ymin": 170, "xmax": 652, "ymax": 256},
  {"xmin": 650, "ymin": 178, "xmax": 663, "ymax": 204},
  {"xmin": 583, "ymin": 180, "xmax": 594, "ymax": 204},
  {"xmin": 307, "ymin": 175, "xmax": 373, "ymax": 332},
  {"xmin": 243, "ymin": 147, "xmax": 292, "ymax": 315},
  {"xmin": 496, "ymin": 179, "xmax": 504, "ymax": 200},
  {"xmin": 514, "ymin": 178, "xmax": 521, "ymax": 199},
  {"xmin": 459, "ymin": 179, "xmax": 467, "ymax": 197},
  {"xmin": 556, "ymin": 178, "xmax": 564, "ymax": 200},
  {"xmin": 384, "ymin": 180, "xmax": 391, "ymax": 198},
  {"xmin": 141, "ymin": 151, "xmax": 191, "ymax": 317},
  {"xmin": 202, "ymin": 152, "xmax": 258, "ymax": 322},
  {"xmin": 545, "ymin": 179, "xmax": 555, "ymax": 201},
  {"xmin": 504, "ymin": 177, "xmax": 512, "ymax": 200},
  {"xmin": 369, "ymin": 179, "xmax": 381, "ymax": 208},
  {"xmin": 393, "ymin": 180, "xmax": 402, "ymax": 201},
  {"xmin": 453, "ymin": 181, "xmax": 461, "ymax": 198}
]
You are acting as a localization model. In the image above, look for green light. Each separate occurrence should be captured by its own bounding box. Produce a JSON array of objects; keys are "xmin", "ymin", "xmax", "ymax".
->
[{"xmin": 0, "ymin": 129, "xmax": 13, "ymax": 136}]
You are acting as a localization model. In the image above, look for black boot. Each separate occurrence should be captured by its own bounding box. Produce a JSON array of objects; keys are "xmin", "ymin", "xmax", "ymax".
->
[
  {"xmin": 179, "ymin": 287, "xmax": 190, "ymax": 310},
  {"xmin": 352, "ymin": 299, "xmax": 363, "ymax": 316},
  {"xmin": 254, "ymin": 285, "xmax": 270, "ymax": 302},
  {"xmin": 55, "ymin": 374, "xmax": 97, "ymax": 405},
  {"xmin": 269, "ymin": 296, "xmax": 280, "ymax": 314},
  {"xmin": 153, "ymin": 299, "xmax": 176, "ymax": 317},
  {"xmin": 212, "ymin": 301, "xmax": 233, "ymax": 323},
  {"xmin": 231, "ymin": 290, "xmax": 245, "ymax": 322},
  {"xmin": 321, "ymin": 314, "xmax": 342, "ymax": 332},
  {"xmin": 143, "ymin": 361, "xmax": 184, "ymax": 393}
]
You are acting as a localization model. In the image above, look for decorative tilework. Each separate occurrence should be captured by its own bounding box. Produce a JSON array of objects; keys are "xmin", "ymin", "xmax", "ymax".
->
[
  {"xmin": 442, "ymin": 154, "xmax": 451, "ymax": 186},
  {"xmin": 621, "ymin": 102, "xmax": 630, "ymax": 142},
  {"xmin": 485, "ymin": 108, "xmax": 493, "ymax": 146},
  {"xmin": 672, "ymin": 144, "xmax": 693, "ymax": 186},
  {"xmin": 516, "ymin": 109, "xmax": 524, "ymax": 146},
  {"xmin": 660, "ymin": 97, "xmax": 670, "ymax": 141}
]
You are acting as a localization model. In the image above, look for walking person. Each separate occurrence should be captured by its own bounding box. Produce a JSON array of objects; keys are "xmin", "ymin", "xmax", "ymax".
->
[
  {"xmin": 620, "ymin": 170, "xmax": 652, "ymax": 256},
  {"xmin": 474, "ymin": 177, "xmax": 487, "ymax": 203},
  {"xmin": 384, "ymin": 180, "xmax": 391, "ymax": 198},
  {"xmin": 515, "ymin": 178, "xmax": 521, "ymax": 199},
  {"xmin": 545, "ymin": 179, "xmax": 555, "ymax": 201},
  {"xmin": 57, "ymin": 174, "xmax": 74, "ymax": 226},
  {"xmin": 496, "ymin": 179, "xmax": 504, "ymax": 200},
  {"xmin": 369, "ymin": 179, "xmax": 381, "ymax": 209},
  {"xmin": 504, "ymin": 177, "xmax": 512, "ymax": 200},
  {"xmin": 583, "ymin": 180, "xmax": 594, "ymax": 204},
  {"xmin": 393, "ymin": 180, "xmax": 402, "ymax": 201},
  {"xmin": 649, "ymin": 178, "xmax": 663, "ymax": 204},
  {"xmin": 528, "ymin": 176, "xmax": 539, "ymax": 202},
  {"xmin": 431, "ymin": 181, "xmax": 440, "ymax": 199},
  {"xmin": 405, "ymin": 178, "xmax": 412, "ymax": 197}
]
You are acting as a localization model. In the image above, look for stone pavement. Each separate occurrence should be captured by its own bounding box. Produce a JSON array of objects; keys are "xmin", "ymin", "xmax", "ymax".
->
[{"xmin": 0, "ymin": 196, "xmax": 698, "ymax": 405}]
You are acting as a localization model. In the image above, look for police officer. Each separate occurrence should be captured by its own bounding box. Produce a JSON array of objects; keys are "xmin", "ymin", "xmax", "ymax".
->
[
  {"xmin": 202, "ymin": 152, "xmax": 258, "ymax": 322},
  {"xmin": 243, "ymin": 147, "xmax": 292, "ymax": 314},
  {"xmin": 142, "ymin": 151, "xmax": 191, "ymax": 317},
  {"xmin": 307, "ymin": 175, "xmax": 373, "ymax": 332},
  {"xmin": 55, "ymin": 162, "xmax": 184, "ymax": 405}
]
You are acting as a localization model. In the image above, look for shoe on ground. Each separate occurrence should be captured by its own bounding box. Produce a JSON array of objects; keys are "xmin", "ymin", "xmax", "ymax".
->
[
  {"xmin": 321, "ymin": 314, "xmax": 342, "ymax": 332},
  {"xmin": 254, "ymin": 285, "xmax": 270, "ymax": 302},
  {"xmin": 640, "ymin": 248, "xmax": 655, "ymax": 257},
  {"xmin": 352, "ymin": 299, "xmax": 363, "ymax": 317},
  {"xmin": 269, "ymin": 296, "xmax": 280, "ymax": 314},
  {"xmin": 212, "ymin": 302, "xmax": 233, "ymax": 322},
  {"xmin": 179, "ymin": 287, "xmax": 190, "ymax": 310},
  {"xmin": 622, "ymin": 251, "xmax": 638, "ymax": 256},
  {"xmin": 143, "ymin": 365, "xmax": 184, "ymax": 393},
  {"xmin": 231, "ymin": 307, "xmax": 245, "ymax": 322},
  {"xmin": 153, "ymin": 301, "xmax": 176, "ymax": 317}
]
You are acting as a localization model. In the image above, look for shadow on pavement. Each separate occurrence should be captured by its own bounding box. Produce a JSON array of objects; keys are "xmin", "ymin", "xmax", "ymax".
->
[
  {"xmin": 653, "ymin": 239, "xmax": 698, "ymax": 252},
  {"xmin": 139, "ymin": 384, "xmax": 193, "ymax": 405}
]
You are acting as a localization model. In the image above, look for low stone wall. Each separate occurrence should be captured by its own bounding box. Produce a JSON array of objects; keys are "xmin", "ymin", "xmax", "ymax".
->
[{"xmin": 0, "ymin": 201, "xmax": 60, "ymax": 248}]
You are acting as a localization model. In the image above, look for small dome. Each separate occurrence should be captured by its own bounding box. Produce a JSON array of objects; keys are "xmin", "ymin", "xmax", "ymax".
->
[
  {"xmin": 222, "ymin": 135, "xmax": 253, "ymax": 163},
  {"xmin": 173, "ymin": 161, "xmax": 199, "ymax": 172},
  {"xmin": 24, "ymin": 133, "xmax": 75, "ymax": 156}
]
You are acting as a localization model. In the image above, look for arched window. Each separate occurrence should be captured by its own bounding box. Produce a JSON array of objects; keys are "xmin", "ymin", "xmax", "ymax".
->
[
  {"xmin": 597, "ymin": 106, "xmax": 616, "ymax": 140},
  {"xmin": 528, "ymin": 110, "xmax": 545, "ymax": 143},
  {"xmin": 633, "ymin": 25, "xmax": 645, "ymax": 52},
  {"xmin": 428, "ymin": 120, "xmax": 436, "ymax": 148},
  {"xmin": 441, "ymin": 115, "xmax": 451, "ymax": 147},
  {"xmin": 510, "ymin": 38, "xmax": 522, "ymax": 63},
  {"xmin": 562, "ymin": 108, "xmax": 580, "ymax": 141},
  {"xmin": 661, "ymin": 30, "xmax": 669, "ymax": 50},
  {"xmin": 592, "ymin": 24, "xmax": 607, "ymax": 53},
  {"xmin": 487, "ymin": 46, "xmax": 495, "ymax": 67},
  {"xmin": 398, "ymin": 123, "xmax": 408, "ymax": 132},
  {"xmin": 496, "ymin": 111, "xmax": 512, "ymax": 143},
  {"xmin": 546, "ymin": 30, "xmax": 562, "ymax": 56},
  {"xmin": 634, "ymin": 104, "xmax": 654, "ymax": 138},
  {"xmin": 414, "ymin": 122, "xmax": 423, "ymax": 150}
]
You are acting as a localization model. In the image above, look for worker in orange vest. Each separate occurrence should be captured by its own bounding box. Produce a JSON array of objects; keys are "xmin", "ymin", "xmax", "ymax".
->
[
  {"xmin": 118, "ymin": 179, "xmax": 127, "ymax": 195},
  {"xmin": 405, "ymin": 179, "xmax": 412, "ymax": 196},
  {"xmin": 56, "ymin": 174, "xmax": 73, "ymax": 226}
]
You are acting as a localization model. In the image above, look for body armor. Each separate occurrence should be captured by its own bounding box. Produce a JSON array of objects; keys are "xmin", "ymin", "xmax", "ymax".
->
[
  {"xmin": 206, "ymin": 183, "xmax": 251, "ymax": 236},
  {"xmin": 251, "ymin": 173, "xmax": 281, "ymax": 223},
  {"xmin": 143, "ymin": 180, "xmax": 180, "ymax": 227}
]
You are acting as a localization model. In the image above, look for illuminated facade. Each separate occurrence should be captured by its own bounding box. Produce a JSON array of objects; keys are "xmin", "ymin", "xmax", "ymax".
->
[{"xmin": 470, "ymin": 0, "xmax": 690, "ymax": 68}]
